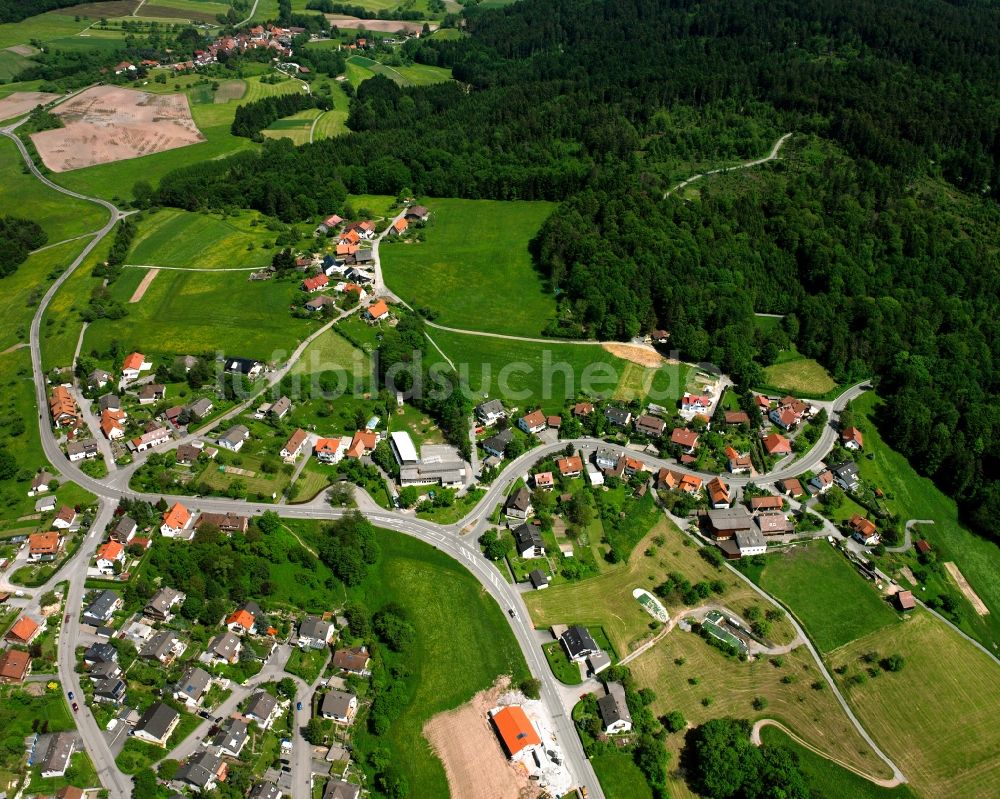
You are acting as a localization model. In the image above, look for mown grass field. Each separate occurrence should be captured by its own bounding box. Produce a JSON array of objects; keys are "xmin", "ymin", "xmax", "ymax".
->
[
  {"xmin": 290, "ymin": 524, "xmax": 529, "ymax": 797},
  {"xmin": 346, "ymin": 55, "xmax": 452, "ymax": 87},
  {"xmin": 127, "ymin": 208, "xmax": 283, "ymax": 269},
  {"xmin": 759, "ymin": 726, "xmax": 917, "ymax": 799},
  {"xmin": 829, "ymin": 610, "xmax": 1000, "ymax": 798},
  {"xmin": 0, "ymin": 136, "xmax": 107, "ymax": 241},
  {"xmin": 762, "ymin": 347, "xmax": 837, "ymax": 395},
  {"xmin": 850, "ymin": 392, "xmax": 1000, "ymax": 650},
  {"xmin": 758, "ymin": 541, "xmax": 900, "ymax": 653},
  {"xmin": 525, "ymin": 519, "xmax": 795, "ymax": 656},
  {"xmin": 0, "ymin": 238, "xmax": 91, "ymax": 353},
  {"xmin": 0, "ymin": 13, "xmax": 90, "ymax": 50},
  {"xmin": 630, "ymin": 629, "xmax": 896, "ymax": 794},
  {"xmin": 429, "ymin": 329, "xmax": 689, "ymax": 414},
  {"xmin": 261, "ymin": 107, "xmax": 324, "ymax": 145},
  {"xmin": 83, "ymin": 268, "xmax": 317, "ymax": 360},
  {"xmin": 0, "ymin": 49, "xmax": 34, "ymax": 81},
  {"xmin": 381, "ymin": 198, "xmax": 555, "ymax": 336}
]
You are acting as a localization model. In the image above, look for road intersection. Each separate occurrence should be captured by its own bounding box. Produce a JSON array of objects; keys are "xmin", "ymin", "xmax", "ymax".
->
[{"xmin": 2, "ymin": 114, "xmax": 897, "ymax": 798}]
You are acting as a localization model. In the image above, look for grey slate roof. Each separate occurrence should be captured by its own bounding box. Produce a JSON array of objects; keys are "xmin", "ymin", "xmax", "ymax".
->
[
  {"xmin": 597, "ymin": 681, "xmax": 632, "ymax": 729},
  {"xmin": 134, "ymin": 702, "xmax": 179, "ymax": 741}
]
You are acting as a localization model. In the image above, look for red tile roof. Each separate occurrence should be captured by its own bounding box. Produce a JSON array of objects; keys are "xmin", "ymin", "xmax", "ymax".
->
[{"xmin": 491, "ymin": 706, "xmax": 541, "ymax": 757}]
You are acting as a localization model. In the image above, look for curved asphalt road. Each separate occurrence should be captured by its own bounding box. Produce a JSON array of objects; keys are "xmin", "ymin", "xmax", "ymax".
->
[{"xmin": 4, "ymin": 112, "xmax": 900, "ymax": 797}]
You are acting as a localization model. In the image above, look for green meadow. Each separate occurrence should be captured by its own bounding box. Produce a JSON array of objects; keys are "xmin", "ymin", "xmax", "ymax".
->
[
  {"xmin": 83, "ymin": 268, "xmax": 318, "ymax": 360},
  {"xmin": 381, "ymin": 198, "xmax": 556, "ymax": 337},
  {"xmin": 429, "ymin": 329, "xmax": 688, "ymax": 414},
  {"xmin": 127, "ymin": 208, "xmax": 288, "ymax": 269},
  {"xmin": 757, "ymin": 541, "xmax": 901, "ymax": 653}
]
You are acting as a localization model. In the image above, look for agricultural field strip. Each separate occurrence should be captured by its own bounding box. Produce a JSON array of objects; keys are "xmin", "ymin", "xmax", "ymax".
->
[{"xmin": 123, "ymin": 263, "xmax": 261, "ymax": 271}]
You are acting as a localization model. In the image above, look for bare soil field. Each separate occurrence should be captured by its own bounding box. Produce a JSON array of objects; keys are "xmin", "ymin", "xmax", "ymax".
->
[
  {"xmin": 0, "ymin": 91, "xmax": 60, "ymax": 120},
  {"xmin": 424, "ymin": 677, "xmax": 540, "ymax": 799},
  {"xmin": 5, "ymin": 45, "xmax": 40, "ymax": 56},
  {"xmin": 602, "ymin": 342, "xmax": 665, "ymax": 367},
  {"xmin": 325, "ymin": 15, "xmax": 435, "ymax": 34},
  {"xmin": 129, "ymin": 268, "xmax": 159, "ymax": 303},
  {"xmin": 31, "ymin": 85, "xmax": 205, "ymax": 173},
  {"xmin": 944, "ymin": 561, "xmax": 989, "ymax": 615}
]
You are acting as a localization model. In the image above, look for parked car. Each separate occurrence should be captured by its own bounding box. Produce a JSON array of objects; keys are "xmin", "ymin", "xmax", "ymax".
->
[
  {"xmin": 71, "ymin": 703, "xmax": 79, "ymax": 713},
  {"xmin": 296, "ymin": 701, "xmax": 302, "ymax": 711},
  {"xmin": 67, "ymin": 691, "xmax": 74, "ymax": 700}
]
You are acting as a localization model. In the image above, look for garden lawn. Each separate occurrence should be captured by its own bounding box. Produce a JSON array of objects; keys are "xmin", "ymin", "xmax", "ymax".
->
[
  {"xmin": 758, "ymin": 541, "xmax": 900, "ymax": 653},
  {"xmin": 83, "ymin": 268, "xmax": 317, "ymax": 360},
  {"xmin": 829, "ymin": 610, "xmax": 1000, "ymax": 799},
  {"xmin": 429, "ymin": 329, "xmax": 689, "ymax": 414},
  {"xmin": 759, "ymin": 726, "xmax": 916, "ymax": 799},
  {"xmin": 590, "ymin": 751, "xmax": 654, "ymax": 799},
  {"xmin": 127, "ymin": 208, "xmax": 286, "ymax": 269},
  {"xmin": 380, "ymin": 198, "xmax": 556, "ymax": 336},
  {"xmin": 524, "ymin": 518, "xmax": 795, "ymax": 657},
  {"xmin": 543, "ymin": 640, "xmax": 582, "ymax": 684},
  {"xmin": 284, "ymin": 646, "xmax": 329, "ymax": 683},
  {"xmin": 27, "ymin": 750, "xmax": 99, "ymax": 794},
  {"xmin": 328, "ymin": 528, "xmax": 529, "ymax": 797},
  {"xmin": 852, "ymin": 392, "xmax": 1000, "ymax": 650}
]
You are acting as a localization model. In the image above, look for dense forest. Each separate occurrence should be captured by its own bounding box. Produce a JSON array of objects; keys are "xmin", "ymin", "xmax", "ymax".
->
[
  {"xmin": 0, "ymin": 216, "xmax": 46, "ymax": 278},
  {"xmin": 151, "ymin": 0, "xmax": 1000, "ymax": 537}
]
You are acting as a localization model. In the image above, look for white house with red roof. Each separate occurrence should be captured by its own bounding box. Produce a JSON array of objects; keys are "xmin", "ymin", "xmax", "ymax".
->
[
  {"xmin": 122, "ymin": 352, "xmax": 151, "ymax": 381},
  {"xmin": 95, "ymin": 541, "xmax": 125, "ymax": 575}
]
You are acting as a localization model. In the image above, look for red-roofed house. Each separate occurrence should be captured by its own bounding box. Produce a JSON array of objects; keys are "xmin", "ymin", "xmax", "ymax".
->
[
  {"xmin": 490, "ymin": 706, "xmax": 541, "ymax": 760},
  {"xmin": 28, "ymin": 532, "xmax": 62, "ymax": 562},
  {"xmin": 346, "ymin": 431, "xmax": 377, "ymax": 459},
  {"xmin": 281, "ymin": 428, "xmax": 308, "ymax": 461},
  {"xmin": 391, "ymin": 217, "xmax": 408, "ymax": 235},
  {"xmin": 0, "ymin": 649, "xmax": 31, "ymax": 684},
  {"xmin": 707, "ymin": 477, "xmax": 730, "ymax": 508},
  {"xmin": 122, "ymin": 352, "xmax": 151, "ymax": 380},
  {"xmin": 762, "ymin": 432, "xmax": 792, "ymax": 455},
  {"xmin": 161, "ymin": 503, "xmax": 192, "ymax": 538},
  {"xmin": 842, "ymin": 427, "xmax": 864, "ymax": 450},
  {"xmin": 303, "ymin": 274, "xmax": 329, "ymax": 293},
  {"xmin": 534, "ymin": 472, "xmax": 554, "ymax": 491},
  {"xmin": 225, "ymin": 609, "xmax": 255, "ymax": 634},
  {"xmin": 95, "ymin": 541, "xmax": 125, "ymax": 574},
  {"xmin": 364, "ymin": 299, "xmax": 389, "ymax": 322},
  {"xmin": 519, "ymin": 410, "xmax": 547, "ymax": 435},
  {"xmin": 725, "ymin": 446, "xmax": 752, "ymax": 474},
  {"xmin": 6, "ymin": 615, "xmax": 42, "ymax": 645},
  {"xmin": 557, "ymin": 456, "xmax": 583, "ymax": 477},
  {"xmin": 849, "ymin": 515, "xmax": 879, "ymax": 546}
]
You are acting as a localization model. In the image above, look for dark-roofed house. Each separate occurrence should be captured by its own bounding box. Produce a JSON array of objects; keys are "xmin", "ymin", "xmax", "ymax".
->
[
  {"xmin": 66, "ymin": 439, "xmax": 99, "ymax": 462},
  {"xmin": 597, "ymin": 681, "xmax": 632, "ymax": 734},
  {"xmin": 175, "ymin": 750, "xmax": 227, "ymax": 792},
  {"xmin": 84, "ymin": 642, "xmax": 117, "ymax": 666},
  {"xmin": 832, "ymin": 462, "xmax": 860, "ymax": 491},
  {"xmin": 298, "ymin": 615, "xmax": 334, "ymax": 649},
  {"xmin": 529, "ymin": 569, "xmax": 549, "ymax": 590},
  {"xmin": 111, "ymin": 515, "xmax": 137, "ymax": 543},
  {"xmin": 505, "ymin": 487, "xmax": 532, "ymax": 520},
  {"xmin": 319, "ymin": 689, "xmax": 358, "ymax": 724},
  {"xmin": 218, "ymin": 424, "xmax": 250, "ymax": 452},
  {"xmin": 735, "ymin": 527, "xmax": 767, "ymax": 557},
  {"xmin": 94, "ymin": 676, "xmax": 127, "ymax": 705},
  {"xmin": 133, "ymin": 702, "xmax": 180, "ymax": 746},
  {"xmin": 270, "ymin": 396, "xmax": 292, "ymax": 419},
  {"xmin": 82, "ymin": 589, "xmax": 122, "ymax": 626},
  {"xmin": 405, "ymin": 205, "xmax": 430, "ymax": 221},
  {"xmin": 475, "ymin": 399, "xmax": 506, "ymax": 426},
  {"xmin": 561, "ymin": 625, "xmax": 598, "ymax": 662},
  {"xmin": 40, "ymin": 732, "xmax": 75, "ymax": 778},
  {"xmin": 173, "ymin": 666, "xmax": 212, "ymax": 707},
  {"xmin": 332, "ymin": 646, "xmax": 370, "ymax": 676},
  {"xmin": 205, "ymin": 631, "xmax": 242, "ymax": 665},
  {"xmin": 140, "ymin": 631, "xmax": 185, "ymax": 664},
  {"xmin": 144, "ymin": 587, "xmax": 185, "ymax": 622},
  {"xmin": 481, "ymin": 429, "xmax": 513, "ymax": 458},
  {"xmin": 604, "ymin": 406, "xmax": 632, "ymax": 428},
  {"xmin": 211, "ymin": 718, "xmax": 249, "ymax": 757},
  {"xmin": 512, "ymin": 524, "xmax": 544, "ymax": 558},
  {"xmin": 244, "ymin": 691, "xmax": 280, "ymax": 729},
  {"xmin": 323, "ymin": 779, "xmax": 361, "ymax": 799},
  {"xmin": 249, "ymin": 782, "xmax": 283, "ymax": 799}
]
